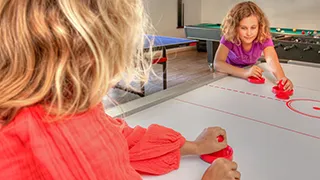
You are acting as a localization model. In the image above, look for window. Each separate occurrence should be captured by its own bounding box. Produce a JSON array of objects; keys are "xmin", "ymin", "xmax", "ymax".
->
[{"xmin": 177, "ymin": 0, "xmax": 184, "ymax": 28}]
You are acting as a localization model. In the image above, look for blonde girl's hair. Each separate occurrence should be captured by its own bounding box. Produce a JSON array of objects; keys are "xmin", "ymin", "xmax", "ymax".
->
[
  {"xmin": 221, "ymin": 1, "xmax": 271, "ymax": 44},
  {"xmin": 0, "ymin": 0, "xmax": 154, "ymax": 125}
]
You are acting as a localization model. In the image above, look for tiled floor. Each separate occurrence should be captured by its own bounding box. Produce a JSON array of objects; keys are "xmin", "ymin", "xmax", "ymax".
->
[{"xmin": 103, "ymin": 50, "xmax": 211, "ymax": 109}]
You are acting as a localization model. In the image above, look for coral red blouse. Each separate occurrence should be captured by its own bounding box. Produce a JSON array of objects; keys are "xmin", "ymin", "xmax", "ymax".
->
[{"xmin": 0, "ymin": 104, "xmax": 186, "ymax": 180}]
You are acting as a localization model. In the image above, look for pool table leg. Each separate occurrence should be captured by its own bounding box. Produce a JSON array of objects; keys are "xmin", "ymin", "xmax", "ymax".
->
[{"xmin": 206, "ymin": 41, "xmax": 214, "ymax": 71}]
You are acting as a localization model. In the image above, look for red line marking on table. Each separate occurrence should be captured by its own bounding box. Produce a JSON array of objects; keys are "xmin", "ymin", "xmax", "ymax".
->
[
  {"xmin": 175, "ymin": 98, "xmax": 320, "ymax": 140},
  {"xmin": 314, "ymin": 106, "xmax": 320, "ymax": 110},
  {"xmin": 207, "ymin": 85, "xmax": 287, "ymax": 102}
]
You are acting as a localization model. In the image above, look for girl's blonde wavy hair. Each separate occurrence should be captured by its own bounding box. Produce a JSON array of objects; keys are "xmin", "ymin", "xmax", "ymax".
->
[
  {"xmin": 0, "ymin": 0, "xmax": 154, "ymax": 125},
  {"xmin": 221, "ymin": 1, "xmax": 271, "ymax": 44}
]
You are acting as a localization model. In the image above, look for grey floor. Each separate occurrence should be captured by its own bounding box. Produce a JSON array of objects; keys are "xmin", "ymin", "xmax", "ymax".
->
[{"xmin": 103, "ymin": 50, "xmax": 212, "ymax": 109}]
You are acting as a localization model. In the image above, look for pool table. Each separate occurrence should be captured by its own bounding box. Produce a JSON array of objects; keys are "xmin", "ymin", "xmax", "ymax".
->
[
  {"xmin": 270, "ymin": 27, "xmax": 318, "ymax": 36},
  {"xmin": 186, "ymin": 23, "xmax": 318, "ymax": 38},
  {"xmin": 184, "ymin": 23, "xmax": 320, "ymax": 69}
]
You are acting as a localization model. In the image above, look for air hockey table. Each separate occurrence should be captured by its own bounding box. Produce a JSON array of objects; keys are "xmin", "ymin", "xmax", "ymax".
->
[{"xmin": 106, "ymin": 60, "xmax": 320, "ymax": 180}]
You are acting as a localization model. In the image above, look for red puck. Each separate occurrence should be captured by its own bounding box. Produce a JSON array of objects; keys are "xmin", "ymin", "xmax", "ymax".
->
[
  {"xmin": 248, "ymin": 76, "xmax": 265, "ymax": 84},
  {"xmin": 276, "ymin": 92, "xmax": 290, "ymax": 99},
  {"xmin": 272, "ymin": 86, "xmax": 294, "ymax": 96},
  {"xmin": 200, "ymin": 146, "xmax": 234, "ymax": 164}
]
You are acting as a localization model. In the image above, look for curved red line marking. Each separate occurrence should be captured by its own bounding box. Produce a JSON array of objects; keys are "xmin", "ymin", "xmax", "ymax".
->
[{"xmin": 286, "ymin": 99, "xmax": 320, "ymax": 119}]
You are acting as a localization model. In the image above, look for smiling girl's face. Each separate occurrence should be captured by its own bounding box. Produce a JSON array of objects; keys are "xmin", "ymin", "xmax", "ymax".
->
[{"xmin": 237, "ymin": 15, "xmax": 259, "ymax": 44}]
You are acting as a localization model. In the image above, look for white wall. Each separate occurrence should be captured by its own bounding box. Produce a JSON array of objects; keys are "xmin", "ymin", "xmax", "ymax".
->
[
  {"xmin": 144, "ymin": 0, "xmax": 320, "ymax": 37},
  {"xmin": 144, "ymin": 0, "xmax": 202, "ymax": 37},
  {"xmin": 201, "ymin": 0, "xmax": 320, "ymax": 30}
]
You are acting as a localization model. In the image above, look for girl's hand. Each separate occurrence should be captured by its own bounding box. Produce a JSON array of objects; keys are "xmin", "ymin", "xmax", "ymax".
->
[
  {"xmin": 277, "ymin": 77, "xmax": 293, "ymax": 91},
  {"xmin": 244, "ymin": 65, "xmax": 264, "ymax": 79},
  {"xmin": 202, "ymin": 158, "xmax": 241, "ymax": 180},
  {"xmin": 194, "ymin": 127, "xmax": 228, "ymax": 155}
]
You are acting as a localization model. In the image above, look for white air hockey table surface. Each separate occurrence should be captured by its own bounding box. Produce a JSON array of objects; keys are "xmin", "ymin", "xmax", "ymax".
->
[{"xmin": 109, "ymin": 62, "xmax": 320, "ymax": 180}]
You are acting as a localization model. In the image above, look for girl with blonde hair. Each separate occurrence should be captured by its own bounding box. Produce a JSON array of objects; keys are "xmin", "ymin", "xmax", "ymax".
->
[
  {"xmin": 214, "ymin": 1, "xmax": 293, "ymax": 91},
  {"xmin": 0, "ymin": 0, "xmax": 240, "ymax": 179}
]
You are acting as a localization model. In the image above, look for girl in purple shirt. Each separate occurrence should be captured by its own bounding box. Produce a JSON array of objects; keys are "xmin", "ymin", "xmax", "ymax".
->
[{"xmin": 214, "ymin": 1, "xmax": 293, "ymax": 91}]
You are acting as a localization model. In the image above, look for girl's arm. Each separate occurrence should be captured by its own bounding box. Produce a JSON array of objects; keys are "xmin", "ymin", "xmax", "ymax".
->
[
  {"xmin": 263, "ymin": 46, "xmax": 285, "ymax": 80},
  {"xmin": 263, "ymin": 46, "xmax": 293, "ymax": 90},
  {"xmin": 214, "ymin": 44, "xmax": 250, "ymax": 79},
  {"xmin": 112, "ymin": 117, "xmax": 228, "ymax": 176}
]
